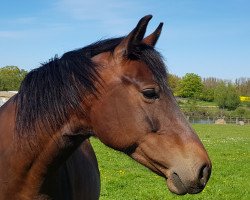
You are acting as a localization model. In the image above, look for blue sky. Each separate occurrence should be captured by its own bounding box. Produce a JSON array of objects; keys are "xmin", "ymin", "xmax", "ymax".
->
[{"xmin": 0, "ymin": 0, "xmax": 249, "ymax": 80}]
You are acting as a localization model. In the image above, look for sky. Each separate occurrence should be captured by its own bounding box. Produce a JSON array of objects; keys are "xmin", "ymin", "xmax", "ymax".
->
[{"xmin": 0, "ymin": 0, "xmax": 249, "ymax": 80}]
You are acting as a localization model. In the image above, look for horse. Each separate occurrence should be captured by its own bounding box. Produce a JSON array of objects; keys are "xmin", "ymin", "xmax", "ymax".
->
[{"xmin": 0, "ymin": 15, "xmax": 211, "ymax": 200}]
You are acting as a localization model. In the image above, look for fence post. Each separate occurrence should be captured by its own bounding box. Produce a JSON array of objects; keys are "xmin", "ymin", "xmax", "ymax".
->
[{"xmin": 236, "ymin": 117, "xmax": 238, "ymax": 124}]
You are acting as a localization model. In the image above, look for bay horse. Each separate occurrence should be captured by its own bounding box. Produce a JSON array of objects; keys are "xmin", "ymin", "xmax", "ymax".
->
[{"xmin": 0, "ymin": 15, "xmax": 211, "ymax": 200}]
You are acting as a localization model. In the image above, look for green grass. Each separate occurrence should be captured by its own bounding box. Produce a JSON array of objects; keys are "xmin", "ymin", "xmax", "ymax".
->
[
  {"xmin": 90, "ymin": 125, "xmax": 250, "ymax": 200},
  {"xmin": 177, "ymin": 98, "xmax": 218, "ymax": 107},
  {"xmin": 189, "ymin": 100, "xmax": 217, "ymax": 107}
]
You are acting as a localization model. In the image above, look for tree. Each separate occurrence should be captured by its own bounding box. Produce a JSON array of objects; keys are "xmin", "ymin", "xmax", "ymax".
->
[
  {"xmin": 200, "ymin": 77, "xmax": 224, "ymax": 101},
  {"xmin": 214, "ymin": 83, "xmax": 227, "ymax": 108},
  {"xmin": 0, "ymin": 66, "xmax": 28, "ymax": 91},
  {"xmin": 167, "ymin": 74, "xmax": 181, "ymax": 95},
  {"xmin": 177, "ymin": 73, "xmax": 203, "ymax": 99},
  {"xmin": 225, "ymin": 84, "xmax": 241, "ymax": 110},
  {"xmin": 214, "ymin": 82, "xmax": 240, "ymax": 110},
  {"xmin": 235, "ymin": 77, "xmax": 250, "ymax": 96},
  {"xmin": 199, "ymin": 87, "xmax": 214, "ymax": 102}
]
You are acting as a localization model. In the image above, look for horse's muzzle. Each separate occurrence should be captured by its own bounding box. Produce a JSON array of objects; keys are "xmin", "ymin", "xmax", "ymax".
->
[{"xmin": 166, "ymin": 163, "xmax": 212, "ymax": 195}]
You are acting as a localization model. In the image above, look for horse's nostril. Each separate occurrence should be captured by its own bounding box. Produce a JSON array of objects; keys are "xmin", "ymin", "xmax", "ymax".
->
[{"xmin": 198, "ymin": 164, "xmax": 211, "ymax": 187}]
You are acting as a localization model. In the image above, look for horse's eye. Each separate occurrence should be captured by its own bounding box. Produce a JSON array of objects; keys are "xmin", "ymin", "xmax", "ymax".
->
[{"xmin": 142, "ymin": 89, "xmax": 159, "ymax": 100}]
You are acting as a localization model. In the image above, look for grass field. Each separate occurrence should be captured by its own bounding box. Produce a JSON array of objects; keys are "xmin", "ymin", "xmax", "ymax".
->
[{"xmin": 90, "ymin": 124, "xmax": 250, "ymax": 200}]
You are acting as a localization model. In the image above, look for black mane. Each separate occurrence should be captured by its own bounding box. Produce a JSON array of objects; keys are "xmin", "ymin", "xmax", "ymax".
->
[{"xmin": 16, "ymin": 37, "xmax": 168, "ymax": 136}]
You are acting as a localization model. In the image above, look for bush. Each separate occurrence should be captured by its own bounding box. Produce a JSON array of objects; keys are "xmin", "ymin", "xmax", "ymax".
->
[
  {"xmin": 199, "ymin": 87, "xmax": 214, "ymax": 102},
  {"xmin": 214, "ymin": 83, "xmax": 240, "ymax": 110},
  {"xmin": 235, "ymin": 107, "xmax": 246, "ymax": 117}
]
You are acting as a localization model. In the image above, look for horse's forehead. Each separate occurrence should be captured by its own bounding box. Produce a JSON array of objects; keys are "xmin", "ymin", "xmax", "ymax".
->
[
  {"xmin": 92, "ymin": 51, "xmax": 111, "ymax": 65},
  {"xmin": 93, "ymin": 52, "xmax": 155, "ymax": 83},
  {"xmin": 122, "ymin": 60, "xmax": 154, "ymax": 81}
]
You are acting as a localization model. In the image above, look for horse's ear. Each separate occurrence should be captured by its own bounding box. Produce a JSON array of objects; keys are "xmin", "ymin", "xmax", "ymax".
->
[
  {"xmin": 142, "ymin": 22, "xmax": 163, "ymax": 47},
  {"xmin": 114, "ymin": 15, "xmax": 152, "ymax": 57}
]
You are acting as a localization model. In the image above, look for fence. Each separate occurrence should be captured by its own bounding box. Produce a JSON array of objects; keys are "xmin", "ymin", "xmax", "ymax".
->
[{"xmin": 187, "ymin": 116, "xmax": 250, "ymax": 125}]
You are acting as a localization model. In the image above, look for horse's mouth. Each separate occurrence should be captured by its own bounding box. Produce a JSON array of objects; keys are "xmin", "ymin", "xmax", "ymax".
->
[
  {"xmin": 131, "ymin": 148, "xmax": 187, "ymax": 195},
  {"xmin": 130, "ymin": 146, "xmax": 207, "ymax": 195},
  {"xmin": 130, "ymin": 147, "xmax": 187, "ymax": 195},
  {"xmin": 165, "ymin": 172, "xmax": 188, "ymax": 195},
  {"xmin": 164, "ymin": 171, "xmax": 206, "ymax": 195}
]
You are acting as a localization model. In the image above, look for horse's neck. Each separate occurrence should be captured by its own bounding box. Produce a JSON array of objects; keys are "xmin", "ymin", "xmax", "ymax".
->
[
  {"xmin": 0, "ymin": 97, "xmax": 20, "ymax": 198},
  {"xmin": 17, "ymin": 135, "xmax": 86, "ymax": 199},
  {"xmin": 0, "ymin": 97, "xmax": 90, "ymax": 199},
  {"xmin": 39, "ymin": 141, "xmax": 100, "ymax": 200}
]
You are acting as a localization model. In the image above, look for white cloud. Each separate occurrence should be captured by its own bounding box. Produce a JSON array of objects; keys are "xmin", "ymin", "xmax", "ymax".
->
[
  {"xmin": 13, "ymin": 17, "xmax": 37, "ymax": 25},
  {"xmin": 0, "ymin": 30, "xmax": 26, "ymax": 39},
  {"xmin": 56, "ymin": 0, "xmax": 132, "ymax": 20},
  {"xmin": 0, "ymin": 17, "xmax": 37, "ymax": 26},
  {"xmin": 0, "ymin": 24, "xmax": 71, "ymax": 40},
  {"xmin": 54, "ymin": 0, "xmax": 148, "ymax": 35}
]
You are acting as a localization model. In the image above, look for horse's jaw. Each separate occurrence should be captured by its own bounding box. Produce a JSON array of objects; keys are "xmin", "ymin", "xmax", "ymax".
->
[
  {"xmin": 130, "ymin": 148, "xmax": 187, "ymax": 195},
  {"xmin": 130, "ymin": 143, "xmax": 211, "ymax": 195}
]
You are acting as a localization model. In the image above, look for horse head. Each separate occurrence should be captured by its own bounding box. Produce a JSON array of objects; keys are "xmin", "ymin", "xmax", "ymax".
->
[{"xmin": 89, "ymin": 15, "xmax": 212, "ymax": 195}]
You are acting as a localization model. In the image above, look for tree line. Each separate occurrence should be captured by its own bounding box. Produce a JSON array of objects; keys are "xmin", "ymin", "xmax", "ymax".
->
[
  {"xmin": 168, "ymin": 73, "xmax": 250, "ymax": 111},
  {"xmin": 0, "ymin": 66, "xmax": 28, "ymax": 91},
  {"xmin": 1, "ymin": 66, "xmax": 250, "ymax": 111}
]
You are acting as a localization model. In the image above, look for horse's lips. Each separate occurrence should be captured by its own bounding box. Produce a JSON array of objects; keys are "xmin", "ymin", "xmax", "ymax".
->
[
  {"xmin": 131, "ymin": 146, "xmax": 190, "ymax": 195},
  {"xmin": 131, "ymin": 147, "xmax": 187, "ymax": 195},
  {"xmin": 164, "ymin": 173, "xmax": 188, "ymax": 195}
]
